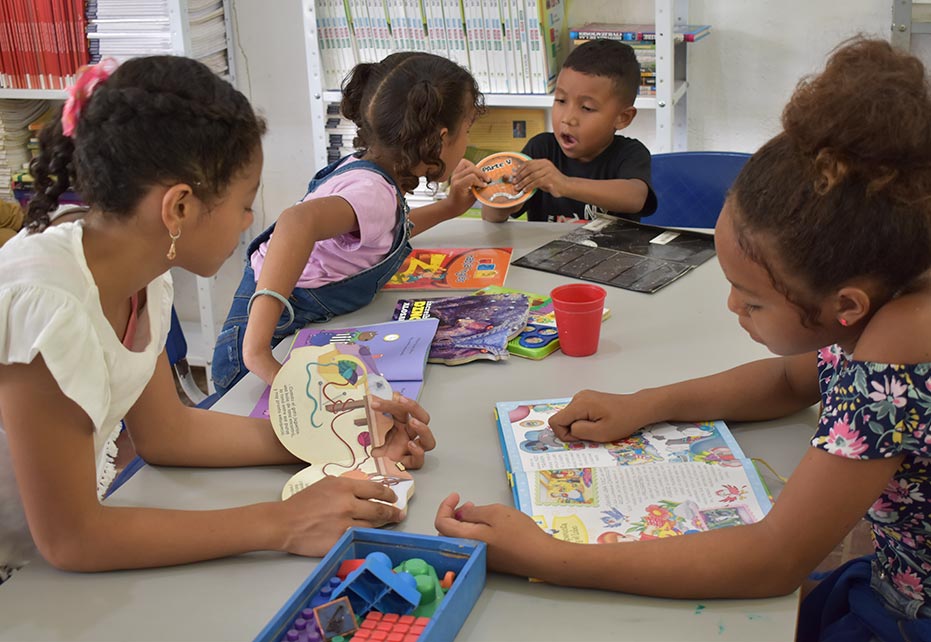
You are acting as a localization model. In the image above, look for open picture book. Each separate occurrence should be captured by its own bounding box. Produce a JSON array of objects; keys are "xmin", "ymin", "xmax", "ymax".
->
[
  {"xmin": 255, "ymin": 319, "xmax": 439, "ymax": 514},
  {"xmin": 249, "ymin": 318, "xmax": 439, "ymax": 419},
  {"xmin": 495, "ymin": 399, "xmax": 773, "ymax": 544}
]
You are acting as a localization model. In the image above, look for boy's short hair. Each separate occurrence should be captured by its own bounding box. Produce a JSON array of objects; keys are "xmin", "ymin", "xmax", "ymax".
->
[{"xmin": 563, "ymin": 39, "xmax": 641, "ymax": 106}]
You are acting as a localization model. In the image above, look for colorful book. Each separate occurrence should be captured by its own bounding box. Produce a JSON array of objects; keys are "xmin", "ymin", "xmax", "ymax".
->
[
  {"xmin": 267, "ymin": 343, "xmax": 418, "ymax": 515},
  {"xmin": 474, "ymin": 285, "xmax": 611, "ymax": 360},
  {"xmin": 495, "ymin": 399, "xmax": 773, "ymax": 544},
  {"xmin": 393, "ymin": 293, "xmax": 530, "ymax": 365},
  {"xmin": 249, "ymin": 318, "xmax": 439, "ymax": 419},
  {"xmin": 383, "ymin": 247, "xmax": 513, "ymax": 291},
  {"xmin": 512, "ymin": 217, "xmax": 716, "ymax": 294},
  {"xmin": 569, "ymin": 22, "xmax": 711, "ymax": 43}
]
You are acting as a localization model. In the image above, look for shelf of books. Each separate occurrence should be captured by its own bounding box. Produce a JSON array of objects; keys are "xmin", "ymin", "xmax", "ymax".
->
[
  {"xmin": 303, "ymin": 0, "xmax": 707, "ymax": 170},
  {"xmin": 0, "ymin": 0, "xmax": 239, "ymax": 385}
]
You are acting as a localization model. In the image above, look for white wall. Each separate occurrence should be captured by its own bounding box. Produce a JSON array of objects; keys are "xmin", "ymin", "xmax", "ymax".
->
[{"xmin": 178, "ymin": 0, "xmax": 908, "ymax": 339}]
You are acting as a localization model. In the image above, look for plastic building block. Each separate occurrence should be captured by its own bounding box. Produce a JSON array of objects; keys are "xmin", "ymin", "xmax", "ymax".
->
[
  {"xmin": 439, "ymin": 571, "xmax": 455, "ymax": 590},
  {"xmin": 332, "ymin": 552, "xmax": 420, "ymax": 618},
  {"xmin": 311, "ymin": 597, "xmax": 357, "ymax": 640},
  {"xmin": 336, "ymin": 558, "xmax": 364, "ymax": 580},
  {"xmin": 353, "ymin": 612, "xmax": 430, "ymax": 642},
  {"xmin": 393, "ymin": 558, "xmax": 445, "ymax": 618},
  {"xmin": 280, "ymin": 611, "xmax": 323, "ymax": 642},
  {"xmin": 310, "ymin": 577, "xmax": 344, "ymax": 608}
]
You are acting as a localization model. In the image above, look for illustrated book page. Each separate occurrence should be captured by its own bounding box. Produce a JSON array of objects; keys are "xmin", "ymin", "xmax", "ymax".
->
[
  {"xmin": 250, "ymin": 319, "xmax": 439, "ymax": 419},
  {"xmin": 383, "ymin": 247, "xmax": 513, "ymax": 290},
  {"xmin": 495, "ymin": 399, "xmax": 772, "ymax": 544},
  {"xmin": 269, "ymin": 344, "xmax": 415, "ymax": 515},
  {"xmin": 393, "ymin": 293, "xmax": 530, "ymax": 365}
]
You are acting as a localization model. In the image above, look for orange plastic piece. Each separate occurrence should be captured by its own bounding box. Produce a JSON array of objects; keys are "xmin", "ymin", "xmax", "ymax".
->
[
  {"xmin": 353, "ymin": 611, "xmax": 428, "ymax": 642},
  {"xmin": 439, "ymin": 570, "xmax": 455, "ymax": 590}
]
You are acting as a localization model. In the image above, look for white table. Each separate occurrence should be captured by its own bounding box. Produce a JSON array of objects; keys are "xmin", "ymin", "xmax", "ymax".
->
[{"xmin": 0, "ymin": 220, "xmax": 815, "ymax": 641}]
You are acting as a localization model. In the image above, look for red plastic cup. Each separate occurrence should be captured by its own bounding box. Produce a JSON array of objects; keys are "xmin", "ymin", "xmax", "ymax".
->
[{"xmin": 550, "ymin": 283, "xmax": 607, "ymax": 357}]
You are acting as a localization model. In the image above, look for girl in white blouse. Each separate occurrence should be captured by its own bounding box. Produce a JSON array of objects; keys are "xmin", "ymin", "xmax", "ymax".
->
[{"xmin": 0, "ymin": 56, "xmax": 435, "ymax": 580}]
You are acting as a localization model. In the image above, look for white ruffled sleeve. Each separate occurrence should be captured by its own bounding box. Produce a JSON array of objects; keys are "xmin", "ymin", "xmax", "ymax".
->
[{"xmin": 0, "ymin": 285, "xmax": 110, "ymax": 431}]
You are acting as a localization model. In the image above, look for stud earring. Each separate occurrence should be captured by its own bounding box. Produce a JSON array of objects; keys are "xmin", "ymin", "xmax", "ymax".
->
[
  {"xmin": 839, "ymin": 317, "xmax": 849, "ymax": 327},
  {"xmin": 166, "ymin": 229, "xmax": 181, "ymax": 261}
]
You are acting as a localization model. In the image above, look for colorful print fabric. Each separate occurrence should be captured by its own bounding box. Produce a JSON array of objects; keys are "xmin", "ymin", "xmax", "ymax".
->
[{"xmin": 813, "ymin": 345, "xmax": 931, "ymax": 605}]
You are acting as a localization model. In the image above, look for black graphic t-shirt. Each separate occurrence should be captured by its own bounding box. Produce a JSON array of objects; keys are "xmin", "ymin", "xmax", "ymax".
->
[{"xmin": 516, "ymin": 133, "xmax": 657, "ymax": 223}]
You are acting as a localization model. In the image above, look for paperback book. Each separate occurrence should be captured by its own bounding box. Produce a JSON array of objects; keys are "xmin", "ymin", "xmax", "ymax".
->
[
  {"xmin": 495, "ymin": 399, "xmax": 772, "ymax": 544},
  {"xmin": 249, "ymin": 319, "xmax": 439, "ymax": 419},
  {"xmin": 383, "ymin": 247, "xmax": 513, "ymax": 290},
  {"xmin": 512, "ymin": 216, "xmax": 716, "ymax": 293},
  {"xmin": 393, "ymin": 293, "xmax": 530, "ymax": 365}
]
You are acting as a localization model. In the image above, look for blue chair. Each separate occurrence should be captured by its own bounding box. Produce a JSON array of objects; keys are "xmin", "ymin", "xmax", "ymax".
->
[
  {"xmin": 646, "ymin": 151, "xmax": 751, "ymax": 229},
  {"xmin": 105, "ymin": 306, "xmax": 219, "ymax": 498}
]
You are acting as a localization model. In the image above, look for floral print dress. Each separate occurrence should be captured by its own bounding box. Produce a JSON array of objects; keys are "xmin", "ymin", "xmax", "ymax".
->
[{"xmin": 812, "ymin": 344, "xmax": 931, "ymax": 608}]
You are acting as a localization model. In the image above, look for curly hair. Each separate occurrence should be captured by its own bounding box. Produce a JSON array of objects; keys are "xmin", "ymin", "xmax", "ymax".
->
[
  {"xmin": 729, "ymin": 37, "xmax": 931, "ymax": 323},
  {"xmin": 340, "ymin": 52, "xmax": 485, "ymax": 193},
  {"xmin": 26, "ymin": 56, "xmax": 266, "ymax": 231}
]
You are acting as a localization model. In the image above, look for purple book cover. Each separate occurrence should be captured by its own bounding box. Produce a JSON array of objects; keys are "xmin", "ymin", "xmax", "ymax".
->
[
  {"xmin": 249, "ymin": 318, "xmax": 440, "ymax": 418},
  {"xmin": 392, "ymin": 293, "xmax": 530, "ymax": 365}
]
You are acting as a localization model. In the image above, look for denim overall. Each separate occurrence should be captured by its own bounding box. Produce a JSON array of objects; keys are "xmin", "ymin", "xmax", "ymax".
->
[{"xmin": 211, "ymin": 155, "xmax": 412, "ymax": 394}]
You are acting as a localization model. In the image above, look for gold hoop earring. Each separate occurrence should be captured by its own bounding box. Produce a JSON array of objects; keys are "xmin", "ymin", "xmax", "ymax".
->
[{"xmin": 166, "ymin": 229, "xmax": 181, "ymax": 261}]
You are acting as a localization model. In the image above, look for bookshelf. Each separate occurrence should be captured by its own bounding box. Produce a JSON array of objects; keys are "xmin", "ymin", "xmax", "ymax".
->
[
  {"xmin": 301, "ymin": 0, "xmax": 697, "ymax": 172},
  {"xmin": 0, "ymin": 0, "xmax": 238, "ymax": 384}
]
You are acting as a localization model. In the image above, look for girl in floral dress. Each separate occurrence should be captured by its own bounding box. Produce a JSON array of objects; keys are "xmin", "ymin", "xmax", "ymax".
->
[{"xmin": 436, "ymin": 37, "xmax": 931, "ymax": 641}]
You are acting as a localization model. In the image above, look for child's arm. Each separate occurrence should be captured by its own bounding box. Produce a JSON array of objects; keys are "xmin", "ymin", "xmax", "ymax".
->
[
  {"xmin": 513, "ymin": 159, "xmax": 649, "ymax": 215},
  {"xmin": 0, "ymin": 356, "xmax": 434, "ymax": 571},
  {"xmin": 242, "ymin": 196, "xmax": 359, "ymax": 385},
  {"xmin": 550, "ymin": 353, "xmax": 820, "ymax": 443},
  {"xmin": 437, "ymin": 447, "xmax": 902, "ymax": 597},
  {"xmin": 408, "ymin": 159, "xmax": 487, "ymax": 236}
]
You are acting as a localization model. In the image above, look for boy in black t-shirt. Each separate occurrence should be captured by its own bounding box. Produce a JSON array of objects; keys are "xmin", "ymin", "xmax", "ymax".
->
[{"xmin": 482, "ymin": 39, "xmax": 657, "ymax": 223}]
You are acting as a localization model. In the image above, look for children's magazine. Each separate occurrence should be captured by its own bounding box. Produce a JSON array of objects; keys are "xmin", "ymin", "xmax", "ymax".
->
[
  {"xmin": 249, "ymin": 319, "xmax": 439, "ymax": 419},
  {"xmin": 383, "ymin": 247, "xmax": 513, "ymax": 290},
  {"xmin": 495, "ymin": 399, "xmax": 772, "ymax": 544},
  {"xmin": 268, "ymin": 344, "xmax": 415, "ymax": 515},
  {"xmin": 393, "ymin": 293, "xmax": 530, "ymax": 365}
]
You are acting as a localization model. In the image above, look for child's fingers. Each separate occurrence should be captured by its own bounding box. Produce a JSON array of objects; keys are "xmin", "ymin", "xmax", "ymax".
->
[
  {"xmin": 406, "ymin": 417, "xmax": 436, "ymax": 451},
  {"xmin": 399, "ymin": 439, "xmax": 424, "ymax": 469}
]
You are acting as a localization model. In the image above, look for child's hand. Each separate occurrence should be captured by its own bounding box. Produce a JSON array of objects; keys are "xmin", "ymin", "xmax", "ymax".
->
[
  {"xmin": 370, "ymin": 392, "xmax": 437, "ymax": 469},
  {"xmin": 435, "ymin": 493, "xmax": 557, "ymax": 576},
  {"xmin": 278, "ymin": 476, "xmax": 403, "ymax": 557},
  {"xmin": 445, "ymin": 159, "xmax": 488, "ymax": 216},
  {"xmin": 549, "ymin": 390, "xmax": 649, "ymax": 443},
  {"xmin": 513, "ymin": 159, "xmax": 569, "ymax": 198}
]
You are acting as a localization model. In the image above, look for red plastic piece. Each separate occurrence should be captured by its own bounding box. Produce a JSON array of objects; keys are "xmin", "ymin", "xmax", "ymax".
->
[
  {"xmin": 352, "ymin": 612, "xmax": 430, "ymax": 642},
  {"xmin": 336, "ymin": 558, "xmax": 365, "ymax": 580}
]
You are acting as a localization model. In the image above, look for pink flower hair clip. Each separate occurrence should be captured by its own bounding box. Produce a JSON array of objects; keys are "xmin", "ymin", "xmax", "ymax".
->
[{"xmin": 61, "ymin": 58, "xmax": 119, "ymax": 138}]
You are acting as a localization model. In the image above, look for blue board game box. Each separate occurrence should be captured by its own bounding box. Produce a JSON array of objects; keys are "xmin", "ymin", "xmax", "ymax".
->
[{"xmin": 254, "ymin": 528, "xmax": 486, "ymax": 642}]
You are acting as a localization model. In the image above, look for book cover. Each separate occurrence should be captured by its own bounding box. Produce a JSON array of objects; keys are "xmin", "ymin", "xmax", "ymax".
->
[
  {"xmin": 495, "ymin": 399, "xmax": 773, "ymax": 544},
  {"xmin": 268, "ymin": 344, "xmax": 416, "ymax": 515},
  {"xmin": 393, "ymin": 293, "xmax": 530, "ymax": 365},
  {"xmin": 249, "ymin": 318, "xmax": 439, "ymax": 419},
  {"xmin": 512, "ymin": 217, "xmax": 716, "ymax": 294},
  {"xmin": 384, "ymin": 247, "xmax": 513, "ymax": 290}
]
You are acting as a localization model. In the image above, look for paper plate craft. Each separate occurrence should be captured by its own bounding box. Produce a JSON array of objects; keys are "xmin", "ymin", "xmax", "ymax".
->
[
  {"xmin": 269, "ymin": 344, "xmax": 415, "ymax": 516},
  {"xmin": 472, "ymin": 151, "xmax": 536, "ymax": 208}
]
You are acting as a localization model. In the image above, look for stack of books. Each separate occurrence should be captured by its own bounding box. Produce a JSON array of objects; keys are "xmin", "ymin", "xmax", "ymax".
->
[
  {"xmin": 0, "ymin": 100, "xmax": 47, "ymax": 202},
  {"xmin": 569, "ymin": 23, "xmax": 711, "ymax": 97}
]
